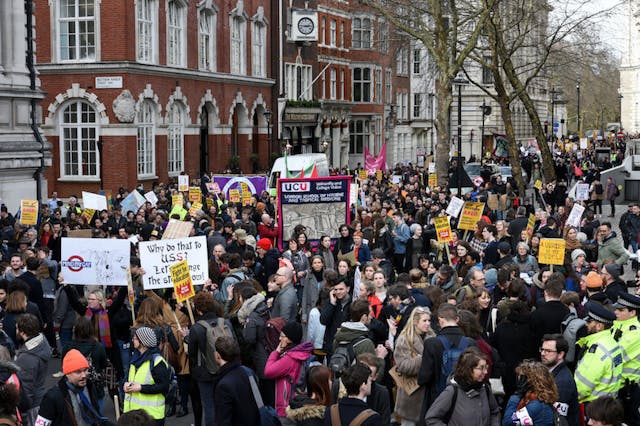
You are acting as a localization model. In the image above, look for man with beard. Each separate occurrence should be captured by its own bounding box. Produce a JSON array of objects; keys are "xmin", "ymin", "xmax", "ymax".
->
[{"xmin": 539, "ymin": 334, "xmax": 579, "ymax": 426}]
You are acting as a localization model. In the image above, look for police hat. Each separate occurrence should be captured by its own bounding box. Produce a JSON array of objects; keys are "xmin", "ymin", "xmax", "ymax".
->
[
  {"xmin": 585, "ymin": 301, "xmax": 616, "ymax": 325},
  {"xmin": 613, "ymin": 292, "xmax": 640, "ymax": 311}
]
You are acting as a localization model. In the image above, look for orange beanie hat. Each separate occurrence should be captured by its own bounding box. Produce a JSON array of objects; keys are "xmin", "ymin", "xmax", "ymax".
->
[{"xmin": 63, "ymin": 349, "xmax": 89, "ymax": 374}]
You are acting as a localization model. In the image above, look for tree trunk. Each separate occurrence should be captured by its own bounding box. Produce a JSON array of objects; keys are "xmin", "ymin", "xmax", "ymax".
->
[{"xmin": 435, "ymin": 79, "xmax": 453, "ymax": 187}]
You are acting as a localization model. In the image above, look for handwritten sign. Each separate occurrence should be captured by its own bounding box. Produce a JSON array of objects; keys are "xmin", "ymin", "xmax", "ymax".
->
[
  {"xmin": 229, "ymin": 189, "xmax": 240, "ymax": 203},
  {"xmin": 170, "ymin": 260, "xmax": 195, "ymax": 303},
  {"xmin": 428, "ymin": 162, "xmax": 436, "ymax": 173},
  {"xmin": 445, "ymin": 197, "xmax": 465, "ymax": 218},
  {"xmin": 20, "ymin": 200, "xmax": 38, "ymax": 225},
  {"xmin": 172, "ymin": 193, "xmax": 184, "ymax": 206},
  {"xmin": 538, "ymin": 238, "xmax": 566, "ymax": 265},
  {"xmin": 458, "ymin": 202, "xmax": 485, "ymax": 230},
  {"xmin": 575, "ymin": 184, "xmax": 590, "ymax": 201},
  {"xmin": 434, "ymin": 216, "xmax": 453, "ymax": 243},
  {"xmin": 566, "ymin": 204, "xmax": 585, "ymax": 228},
  {"xmin": 178, "ymin": 175, "xmax": 189, "ymax": 192},
  {"xmin": 428, "ymin": 174, "xmax": 437, "ymax": 188},
  {"xmin": 139, "ymin": 236, "xmax": 208, "ymax": 289}
]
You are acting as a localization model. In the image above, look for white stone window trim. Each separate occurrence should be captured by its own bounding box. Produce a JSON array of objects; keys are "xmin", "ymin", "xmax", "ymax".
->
[
  {"xmin": 59, "ymin": 100, "xmax": 100, "ymax": 179},
  {"xmin": 166, "ymin": 0, "xmax": 188, "ymax": 67},
  {"xmin": 230, "ymin": 0, "xmax": 248, "ymax": 75},
  {"xmin": 135, "ymin": 0, "xmax": 158, "ymax": 64},
  {"xmin": 198, "ymin": 0, "xmax": 219, "ymax": 72},
  {"xmin": 251, "ymin": 7, "xmax": 268, "ymax": 77},
  {"xmin": 53, "ymin": 0, "xmax": 101, "ymax": 63}
]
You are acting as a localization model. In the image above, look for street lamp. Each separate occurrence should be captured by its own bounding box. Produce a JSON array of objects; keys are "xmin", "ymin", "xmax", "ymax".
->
[
  {"xmin": 550, "ymin": 87, "xmax": 559, "ymax": 142},
  {"xmin": 618, "ymin": 93, "xmax": 624, "ymax": 127},
  {"xmin": 264, "ymin": 108, "xmax": 272, "ymax": 165},
  {"xmin": 576, "ymin": 81, "xmax": 581, "ymax": 135},
  {"xmin": 479, "ymin": 100, "xmax": 491, "ymax": 159},
  {"xmin": 453, "ymin": 73, "xmax": 469, "ymax": 197}
]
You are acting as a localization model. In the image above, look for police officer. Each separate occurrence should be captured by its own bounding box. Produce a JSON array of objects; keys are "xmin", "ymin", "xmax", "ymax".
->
[
  {"xmin": 612, "ymin": 292, "xmax": 640, "ymax": 425},
  {"xmin": 574, "ymin": 302, "xmax": 622, "ymax": 404}
]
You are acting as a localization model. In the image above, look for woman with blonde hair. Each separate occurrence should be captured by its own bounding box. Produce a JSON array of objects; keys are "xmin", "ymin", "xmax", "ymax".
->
[
  {"xmin": 503, "ymin": 360, "xmax": 559, "ymax": 425},
  {"xmin": 393, "ymin": 306, "xmax": 435, "ymax": 425}
]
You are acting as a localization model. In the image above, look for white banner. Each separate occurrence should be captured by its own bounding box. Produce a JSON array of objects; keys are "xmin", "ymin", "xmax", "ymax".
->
[
  {"xmin": 82, "ymin": 191, "xmax": 107, "ymax": 211},
  {"xmin": 446, "ymin": 196, "xmax": 465, "ymax": 218},
  {"xmin": 566, "ymin": 204, "xmax": 585, "ymax": 228},
  {"xmin": 61, "ymin": 238, "xmax": 130, "ymax": 286},
  {"xmin": 575, "ymin": 184, "xmax": 590, "ymax": 201},
  {"xmin": 139, "ymin": 236, "xmax": 209, "ymax": 289}
]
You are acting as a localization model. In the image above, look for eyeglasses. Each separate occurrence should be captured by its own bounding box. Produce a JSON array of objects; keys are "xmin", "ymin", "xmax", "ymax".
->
[
  {"xmin": 473, "ymin": 364, "xmax": 489, "ymax": 372},
  {"xmin": 539, "ymin": 347, "xmax": 557, "ymax": 354}
]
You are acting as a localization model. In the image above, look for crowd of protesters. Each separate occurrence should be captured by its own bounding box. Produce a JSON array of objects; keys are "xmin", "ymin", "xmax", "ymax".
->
[{"xmin": 0, "ymin": 136, "xmax": 635, "ymax": 426}]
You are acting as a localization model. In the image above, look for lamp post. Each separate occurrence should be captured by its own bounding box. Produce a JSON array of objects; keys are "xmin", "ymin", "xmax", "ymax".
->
[
  {"xmin": 453, "ymin": 74, "xmax": 468, "ymax": 197},
  {"xmin": 618, "ymin": 93, "xmax": 624, "ymax": 128},
  {"xmin": 550, "ymin": 87, "xmax": 559, "ymax": 142},
  {"xmin": 428, "ymin": 92, "xmax": 435, "ymax": 155},
  {"xmin": 479, "ymin": 100, "xmax": 490, "ymax": 159},
  {"xmin": 264, "ymin": 108, "xmax": 272, "ymax": 166},
  {"xmin": 576, "ymin": 81, "xmax": 581, "ymax": 135}
]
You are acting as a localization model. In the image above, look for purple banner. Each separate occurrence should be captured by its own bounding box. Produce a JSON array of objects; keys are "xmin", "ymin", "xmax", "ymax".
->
[{"xmin": 212, "ymin": 176, "xmax": 268, "ymax": 198}]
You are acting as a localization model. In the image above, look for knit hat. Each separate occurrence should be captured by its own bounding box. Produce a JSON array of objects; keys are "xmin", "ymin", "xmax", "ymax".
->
[
  {"xmin": 604, "ymin": 263, "xmax": 621, "ymax": 280},
  {"xmin": 235, "ymin": 229, "xmax": 247, "ymax": 241},
  {"xmin": 585, "ymin": 271, "xmax": 603, "ymax": 289},
  {"xmin": 571, "ymin": 249, "xmax": 586, "ymax": 263},
  {"xmin": 256, "ymin": 238, "xmax": 272, "ymax": 251},
  {"xmin": 135, "ymin": 326, "xmax": 158, "ymax": 348},
  {"xmin": 281, "ymin": 322, "xmax": 303, "ymax": 345},
  {"xmin": 497, "ymin": 242, "xmax": 511, "ymax": 254},
  {"xmin": 63, "ymin": 349, "xmax": 90, "ymax": 374},
  {"xmin": 484, "ymin": 268, "xmax": 498, "ymax": 288}
]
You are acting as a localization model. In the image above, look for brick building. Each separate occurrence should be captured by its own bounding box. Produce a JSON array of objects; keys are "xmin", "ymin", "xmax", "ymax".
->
[{"xmin": 36, "ymin": 0, "xmax": 274, "ymax": 196}]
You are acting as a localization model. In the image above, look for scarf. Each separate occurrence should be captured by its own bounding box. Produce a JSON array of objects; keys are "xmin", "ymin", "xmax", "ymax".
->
[
  {"xmin": 85, "ymin": 306, "xmax": 112, "ymax": 348},
  {"xmin": 516, "ymin": 391, "xmax": 538, "ymax": 411},
  {"xmin": 65, "ymin": 379, "xmax": 105, "ymax": 425},
  {"xmin": 130, "ymin": 347, "xmax": 159, "ymax": 369}
]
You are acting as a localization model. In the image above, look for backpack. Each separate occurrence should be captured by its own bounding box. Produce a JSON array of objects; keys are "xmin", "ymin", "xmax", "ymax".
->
[
  {"xmin": 242, "ymin": 366, "xmax": 282, "ymax": 426},
  {"xmin": 197, "ymin": 318, "xmax": 234, "ymax": 375},
  {"xmin": 329, "ymin": 336, "xmax": 369, "ymax": 378},
  {"xmin": 595, "ymin": 183, "xmax": 604, "ymax": 195},
  {"xmin": 561, "ymin": 313, "xmax": 585, "ymax": 363},
  {"xmin": 443, "ymin": 383, "xmax": 492, "ymax": 423},
  {"xmin": 453, "ymin": 284, "xmax": 474, "ymax": 302},
  {"xmin": 86, "ymin": 351, "xmax": 105, "ymax": 391},
  {"xmin": 436, "ymin": 335, "xmax": 471, "ymax": 394},
  {"xmin": 151, "ymin": 354, "xmax": 178, "ymax": 418},
  {"xmin": 263, "ymin": 317, "xmax": 286, "ymax": 353},
  {"xmin": 614, "ymin": 185, "xmax": 621, "ymax": 197},
  {"xmin": 330, "ymin": 404, "xmax": 376, "ymax": 426}
]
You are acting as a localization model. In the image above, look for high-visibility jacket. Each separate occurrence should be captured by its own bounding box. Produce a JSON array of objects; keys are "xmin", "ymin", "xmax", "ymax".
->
[
  {"xmin": 612, "ymin": 316, "xmax": 640, "ymax": 382},
  {"xmin": 124, "ymin": 354, "xmax": 166, "ymax": 420},
  {"xmin": 574, "ymin": 329, "xmax": 623, "ymax": 402}
]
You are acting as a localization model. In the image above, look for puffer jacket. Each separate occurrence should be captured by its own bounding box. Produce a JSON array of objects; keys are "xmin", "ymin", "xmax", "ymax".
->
[
  {"xmin": 15, "ymin": 333, "xmax": 51, "ymax": 409},
  {"xmin": 286, "ymin": 394, "xmax": 325, "ymax": 426},
  {"xmin": 239, "ymin": 293, "xmax": 270, "ymax": 377},
  {"xmin": 264, "ymin": 341, "xmax": 314, "ymax": 416},
  {"xmin": 597, "ymin": 231, "xmax": 629, "ymax": 267}
]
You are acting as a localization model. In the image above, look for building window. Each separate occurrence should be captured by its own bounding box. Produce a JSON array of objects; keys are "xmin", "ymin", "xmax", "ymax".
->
[
  {"xmin": 285, "ymin": 62, "xmax": 313, "ymax": 100},
  {"xmin": 378, "ymin": 21, "xmax": 388, "ymax": 53},
  {"xmin": 340, "ymin": 69, "xmax": 345, "ymax": 100},
  {"xmin": 58, "ymin": 0, "xmax": 96, "ymax": 61},
  {"xmin": 482, "ymin": 55, "xmax": 494, "ymax": 84},
  {"xmin": 60, "ymin": 101, "xmax": 99, "ymax": 177},
  {"xmin": 330, "ymin": 69, "xmax": 337, "ymax": 99},
  {"xmin": 321, "ymin": 17, "xmax": 326, "ymax": 44},
  {"xmin": 167, "ymin": 0, "xmax": 186, "ymax": 67},
  {"xmin": 385, "ymin": 68, "xmax": 392, "ymax": 103},
  {"xmin": 230, "ymin": 12, "xmax": 247, "ymax": 74},
  {"xmin": 397, "ymin": 93, "xmax": 408, "ymax": 120},
  {"xmin": 252, "ymin": 14, "xmax": 267, "ymax": 77},
  {"xmin": 413, "ymin": 49, "xmax": 421, "ymax": 74},
  {"xmin": 329, "ymin": 20, "xmax": 337, "ymax": 46},
  {"xmin": 375, "ymin": 117, "xmax": 382, "ymax": 152},
  {"xmin": 396, "ymin": 48, "xmax": 408, "ymax": 75},
  {"xmin": 321, "ymin": 71, "xmax": 326, "ymax": 99},
  {"xmin": 353, "ymin": 17, "xmax": 372, "ymax": 49},
  {"xmin": 199, "ymin": 9, "xmax": 216, "ymax": 71},
  {"xmin": 340, "ymin": 22, "xmax": 345, "ymax": 47},
  {"xmin": 375, "ymin": 69, "xmax": 382, "ymax": 103},
  {"xmin": 136, "ymin": 0, "xmax": 155, "ymax": 63},
  {"xmin": 137, "ymin": 101, "xmax": 155, "ymax": 177},
  {"xmin": 353, "ymin": 67, "xmax": 372, "ymax": 102},
  {"xmin": 167, "ymin": 102, "xmax": 184, "ymax": 175},
  {"xmin": 413, "ymin": 93, "xmax": 421, "ymax": 118},
  {"xmin": 349, "ymin": 119, "xmax": 370, "ymax": 154}
]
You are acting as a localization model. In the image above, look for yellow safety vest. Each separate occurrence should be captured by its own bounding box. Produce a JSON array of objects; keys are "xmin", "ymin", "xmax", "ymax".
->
[
  {"xmin": 123, "ymin": 354, "xmax": 166, "ymax": 420},
  {"xmin": 612, "ymin": 316, "xmax": 640, "ymax": 383},
  {"xmin": 574, "ymin": 330, "xmax": 623, "ymax": 402}
]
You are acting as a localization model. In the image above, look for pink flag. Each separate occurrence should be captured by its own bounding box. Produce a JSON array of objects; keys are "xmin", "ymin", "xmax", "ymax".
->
[{"xmin": 364, "ymin": 143, "xmax": 388, "ymax": 174}]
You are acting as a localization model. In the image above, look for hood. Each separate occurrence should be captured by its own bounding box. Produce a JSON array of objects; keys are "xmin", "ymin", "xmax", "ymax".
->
[
  {"xmin": 0, "ymin": 361, "xmax": 20, "ymax": 382},
  {"xmin": 532, "ymin": 272, "xmax": 545, "ymax": 289},
  {"xmin": 286, "ymin": 341, "xmax": 314, "ymax": 360},
  {"xmin": 19, "ymin": 333, "xmax": 51, "ymax": 362},
  {"xmin": 334, "ymin": 322, "xmax": 370, "ymax": 344},
  {"xmin": 601, "ymin": 231, "xmax": 618, "ymax": 245},
  {"xmin": 286, "ymin": 396, "xmax": 326, "ymax": 421},
  {"xmin": 237, "ymin": 293, "xmax": 266, "ymax": 325}
]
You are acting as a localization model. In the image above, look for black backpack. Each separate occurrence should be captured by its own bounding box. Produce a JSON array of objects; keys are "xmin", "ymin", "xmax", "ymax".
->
[{"xmin": 329, "ymin": 336, "xmax": 369, "ymax": 378}]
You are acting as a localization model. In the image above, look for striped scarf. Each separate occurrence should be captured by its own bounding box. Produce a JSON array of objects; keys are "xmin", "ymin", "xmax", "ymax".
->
[{"xmin": 85, "ymin": 306, "xmax": 112, "ymax": 348}]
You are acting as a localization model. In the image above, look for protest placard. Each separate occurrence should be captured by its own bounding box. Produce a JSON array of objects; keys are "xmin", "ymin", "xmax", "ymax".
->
[
  {"xmin": 376, "ymin": 170, "xmax": 383, "ymax": 181},
  {"xmin": 242, "ymin": 192, "xmax": 252, "ymax": 206},
  {"xmin": 458, "ymin": 202, "xmax": 484, "ymax": 230},
  {"xmin": 144, "ymin": 191, "xmax": 158, "ymax": 207},
  {"xmin": 139, "ymin": 236, "xmax": 209, "ymax": 289},
  {"xmin": 120, "ymin": 190, "xmax": 146, "ymax": 215},
  {"xmin": 525, "ymin": 214, "xmax": 535, "ymax": 239},
  {"xmin": 349, "ymin": 183, "xmax": 358, "ymax": 208},
  {"xmin": 358, "ymin": 170, "xmax": 367, "ymax": 181},
  {"xmin": 20, "ymin": 200, "xmax": 38, "ymax": 225},
  {"xmin": 61, "ymin": 238, "xmax": 130, "ymax": 285},
  {"xmin": 80, "ymin": 208, "xmax": 95, "ymax": 222},
  {"xmin": 534, "ymin": 180, "xmax": 543, "ymax": 190},
  {"xmin": 188, "ymin": 187, "xmax": 201, "ymax": 202},
  {"xmin": 428, "ymin": 162, "xmax": 436, "ymax": 173},
  {"xmin": 178, "ymin": 175, "xmax": 189, "ymax": 192},
  {"xmin": 428, "ymin": 174, "xmax": 437, "ymax": 188},
  {"xmin": 162, "ymin": 220, "xmax": 193, "ymax": 240},
  {"xmin": 205, "ymin": 182, "xmax": 215, "ymax": 193},
  {"xmin": 188, "ymin": 202, "xmax": 203, "ymax": 217},
  {"xmin": 211, "ymin": 182, "xmax": 221, "ymax": 194},
  {"xmin": 538, "ymin": 238, "xmax": 566, "ymax": 265},
  {"xmin": 575, "ymin": 184, "xmax": 590, "ymax": 201},
  {"xmin": 169, "ymin": 204, "xmax": 187, "ymax": 220},
  {"xmin": 229, "ymin": 189, "xmax": 240, "ymax": 203},
  {"xmin": 566, "ymin": 204, "xmax": 585, "ymax": 228},
  {"xmin": 487, "ymin": 194, "xmax": 499, "ymax": 211},
  {"xmin": 391, "ymin": 175, "xmax": 401, "ymax": 185},
  {"xmin": 172, "ymin": 193, "xmax": 183, "ymax": 206},
  {"xmin": 445, "ymin": 197, "xmax": 465, "ymax": 218},
  {"xmin": 579, "ymin": 138, "xmax": 588, "ymax": 150},
  {"xmin": 170, "ymin": 260, "xmax": 195, "ymax": 303},
  {"xmin": 67, "ymin": 229, "xmax": 93, "ymax": 238},
  {"xmin": 82, "ymin": 191, "xmax": 108, "ymax": 211},
  {"xmin": 434, "ymin": 216, "xmax": 453, "ymax": 243}
]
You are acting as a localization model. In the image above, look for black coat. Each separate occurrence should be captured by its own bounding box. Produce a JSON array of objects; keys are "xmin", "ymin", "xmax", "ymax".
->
[
  {"xmin": 323, "ymin": 397, "xmax": 382, "ymax": 426},
  {"xmin": 19, "ymin": 271, "xmax": 47, "ymax": 323},
  {"xmin": 551, "ymin": 362, "xmax": 580, "ymax": 426},
  {"xmin": 213, "ymin": 361, "xmax": 260, "ymax": 426},
  {"xmin": 36, "ymin": 377, "xmax": 104, "ymax": 426},
  {"xmin": 530, "ymin": 300, "xmax": 570, "ymax": 344},
  {"xmin": 605, "ymin": 280, "xmax": 627, "ymax": 304},
  {"xmin": 319, "ymin": 296, "xmax": 351, "ymax": 353}
]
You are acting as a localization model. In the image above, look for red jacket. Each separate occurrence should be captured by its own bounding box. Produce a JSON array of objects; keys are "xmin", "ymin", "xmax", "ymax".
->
[{"xmin": 258, "ymin": 222, "xmax": 278, "ymax": 245}]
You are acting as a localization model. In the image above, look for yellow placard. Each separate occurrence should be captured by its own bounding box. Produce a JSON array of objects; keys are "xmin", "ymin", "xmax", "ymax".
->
[
  {"xmin": 241, "ymin": 182, "xmax": 250, "ymax": 194},
  {"xmin": 525, "ymin": 214, "xmax": 535, "ymax": 239},
  {"xmin": 376, "ymin": 170, "xmax": 382, "ymax": 181},
  {"xmin": 242, "ymin": 192, "xmax": 252, "ymax": 206},
  {"xmin": 428, "ymin": 174, "xmax": 437, "ymax": 188},
  {"xmin": 229, "ymin": 189, "xmax": 241, "ymax": 203},
  {"xmin": 172, "ymin": 193, "xmax": 184, "ymax": 206},
  {"xmin": 20, "ymin": 200, "xmax": 38, "ymax": 225},
  {"xmin": 359, "ymin": 170, "xmax": 367, "ymax": 181},
  {"xmin": 170, "ymin": 260, "xmax": 195, "ymax": 303},
  {"xmin": 538, "ymin": 238, "xmax": 566, "ymax": 265},
  {"xmin": 534, "ymin": 180, "xmax": 543, "ymax": 190},
  {"xmin": 188, "ymin": 202, "xmax": 203, "ymax": 216},
  {"xmin": 458, "ymin": 202, "xmax": 485, "ymax": 230},
  {"xmin": 434, "ymin": 216, "xmax": 452, "ymax": 243},
  {"xmin": 80, "ymin": 208, "xmax": 96, "ymax": 222},
  {"xmin": 189, "ymin": 187, "xmax": 201, "ymax": 202}
]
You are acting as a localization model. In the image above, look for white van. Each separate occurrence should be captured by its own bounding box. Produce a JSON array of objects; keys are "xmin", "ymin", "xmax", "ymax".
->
[{"xmin": 268, "ymin": 153, "xmax": 330, "ymax": 195}]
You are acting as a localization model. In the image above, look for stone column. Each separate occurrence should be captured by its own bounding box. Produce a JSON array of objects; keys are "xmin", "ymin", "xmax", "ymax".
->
[{"xmin": 6, "ymin": 0, "xmax": 30, "ymax": 86}]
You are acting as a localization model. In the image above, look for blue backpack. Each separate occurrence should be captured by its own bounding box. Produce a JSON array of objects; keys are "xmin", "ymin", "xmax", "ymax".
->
[
  {"xmin": 436, "ymin": 335, "xmax": 471, "ymax": 394},
  {"xmin": 242, "ymin": 366, "xmax": 281, "ymax": 426}
]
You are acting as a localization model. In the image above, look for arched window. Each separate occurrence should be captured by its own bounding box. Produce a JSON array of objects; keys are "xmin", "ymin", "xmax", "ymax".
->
[
  {"xmin": 60, "ymin": 101, "xmax": 99, "ymax": 177},
  {"xmin": 137, "ymin": 101, "xmax": 155, "ymax": 177},
  {"xmin": 167, "ymin": 102, "xmax": 184, "ymax": 175},
  {"xmin": 230, "ymin": 3, "xmax": 247, "ymax": 74},
  {"xmin": 167, "ymin": 0, "xmax": 187, "ymax": 67}
]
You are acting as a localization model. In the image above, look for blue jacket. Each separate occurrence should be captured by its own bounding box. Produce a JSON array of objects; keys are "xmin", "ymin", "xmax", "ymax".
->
[
  {"xmin": 551, "ymin": 362, "xmax": 580, "ymax": 426},
  {"xmin": 393, "ymin": 222, "xmax": 410, "ymax": 254},
  {"xmin": 503, "ymin": 395, "xmax": 555, "ymax": 426}
]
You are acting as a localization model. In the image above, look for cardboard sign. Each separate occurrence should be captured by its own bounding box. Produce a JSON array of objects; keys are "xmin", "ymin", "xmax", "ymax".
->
[
  {"xmin": 229, "ymin": 189, "xmax": 240, "ymax": 203},
  {"xmin": 458, "ymin": 202, "xmax": 485, "ymax": 230},
  {"xmin": 566, "ymin": 204, "xmax": 585, "ymax": 228},
  {"xmin": 162, "ymin": 220, "xmax": 194, "ymax": 240},
  {"xmin": 20, "ymin": 200, "xmax": 38, "ymax": 225},
  {"xmin": 538, "ymin": 238, "xmax": 566, "ymax": 265},
  {"xmin": 428, "ymin": 162, "xmax": 436, "ymax": 173},
  {"xmin": 82, "ymin": 191, "xmax": 108, "ymax": 211},
  {"xmin": 80, "ymin": 208, "xmax": 95, "ymax": 222},
  {"xmin": 139, "ymin": 236, "xmax": 209, "ymax": 289},
  {"xmin": 188, "ymin": 202, "xmax": 203, "ymax": 217},
  {"xmin": 487, "ymin": 194, "xmax": 499, "ymax": 211},
  {"xmin": 170, "ymin": 260, "xmax": 195, "ymax": 303},
  {"xmin": 144, "ymin": 191, "xmax": 158, "ymax": 207},
  {"xmin": 178, "ymin": 175, "xmax": 189, "ymax": 192},
  {"xmin": 67, "ymin": 229, "xmax": 93, "ymax": 238},
  {"xmin": 428, "ymin": 174, "xmax": 437, "ymax": 188},
  {"xmin": 61, "ymin": 238, "xmax": 131, "ymax": 285},
  {"xmin": 172, "ymin": 193, "xmax": 184, "ymax": 206},
  {"xmin": 446, "ymin": 197, "xmax": 465, "ymax": 218},
  {"xmin": 242, "ymin": 192, "xmax": 252, "ymax": 206},
  {"xmin": 534, "ymin": 180, "xmax": 543, "ymax": 190},
  {"xmin": 188, "ymin": 187, "xmax": 201, "ymax": 202},
  {"xmin": 434, "ymin": 216, "xmax": 453, "ymax": 243},
  {"xmin": 376, "ymin": 170, "xmax": 383, "ymax": 181},
  {"xmin": 576, "ymin": 184, "xmax": 590, "ymax": 201},
  {"xmin": 359, "ymin": 170, "xmax": 367, "ymax": 181},
  {"xmin": 525, "ymin": 214, "xmax": 535, "ymax": 239}
]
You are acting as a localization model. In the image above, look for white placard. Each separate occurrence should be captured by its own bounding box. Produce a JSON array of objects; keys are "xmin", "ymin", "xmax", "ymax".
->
[
  {"xmin": 95, "ymin": 76, "xmax": 123, "ymax": 89},
  {"xmin": 575, "ymin": 184, "xmax": 590, "ymax": 201},
  {"xmin": 178, "ymin": 175, "xmax": 189, "ymax": 192},
  {"xmin": 349, "ymin": 183, "xmax": 358, "ymax": 208},
  {"xmin": 579, "ymin": 138, "xmax": 588, "ymax": 150},
  {"xmin": 428, "ymin": 162, "xmax": 436, "ymax": 173},
  {"xmin": 446, "ymin": 196, "xmax": 465, "ymax": 218},
  {"xmin": 566, "ymin": 204, "xmax": 585, "ymax": 228},
  {"xmin": 139, "ymin": 236, "xmax": 209, "ymax": 289},
  {"xmin": 82, "ymin": 191, "xmax": 107, "ymax": 211},
  {"xmin": 120, "ymin": 191, "xmax": 146, "ymax": 215},
  {"xmin": 144, "ymin": 191, "xmax": 158, "ymax": 207},
  {"xmin": 61, "ymin": 238, "xmax": 130, "ymax": 286},
  {"xmin": 391, "ymin": 175, "xmax": 402, "ymax": 184}
]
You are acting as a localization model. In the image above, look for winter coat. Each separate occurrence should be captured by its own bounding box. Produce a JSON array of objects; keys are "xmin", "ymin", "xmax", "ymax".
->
[
  {"xmin": 187, "ymin": 311, "xmax": 236, "ymax": 382},
  {"xmin": 15, "ymin": 333, "xmax": 51, "ymax": 408},
  {"xmin": 212, "ymin": 360, "xmax": 261, "ymax": 426},
  {"xmin": 425, "ymin": 380, "xmax": 500, "ymax": 426},
  {"xmin": 530, "ymin": 300, "xmax": 570, "ymax": 345},
  {"xmin": 597, "ymin": 231, "xmax": 629, "ymax": 268},
  {"xmin": 307, "ymin": 307, "xmax": 326, "ymax": 350},
  {"xmin": 36, "ymin": 377, "xmax": 102, "ymax": 426},
  {"xmin": 331, "ymin": 380, "xmax": 390, "ymax": 425},
  {"xmin": 0, "ymin": 360, "xmax": 31, "ymax": 414},
  {"xmin": 319, "ymin": 296, "xmax": 351, "ymax": 353},
  {"xmin": 512, "ymin": 254, "xmax": 539, "ymax": 276},
  {"xmin": 302, "ymin": 273, "xmax": 324, "ymax": 323},
  {"xmin": 61, "ymin": 339, "xmax": 108, "ymax": 399},
  {"xmin": 502, "ymin": 395, "xmax": 555, "ymax": 426},
  {"xmin": 323, "ymin": 397, "xmax": 383, "ymax": 426},
  {"xmin": 286, "ymin": 395, "xmax": 325, "ymax": 426},
  {"xmin": 240, "ymin": 293, "xmax": 270, "ymax": 377},
  {"xmin": 333, "ymin": 322, "xmax": 375, "ymax": 355},
  {"xmin": 393, "ymin": 332, "xmax": 426, "ymax": 422},
  {"xmin": 551, "ymin": 362, "xmax": 580, "ymax": 426},
  {"xmin": 264, "ymin": 341, "xmax": 314, "ymax": 416},
  {"xmin": 272, "ymin": 283, "xmax": 298, "ymax": 323},
  {"xmin": 283, "ymin": 250, "xmax": 310, "ymax": 281},
  {"xmin": 52, "ymin": 285, "xmax": 76, "ymax": 331},
  {"xmin": 605, "ymin": 279, "xmax": 627, "ymax": 304}
]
